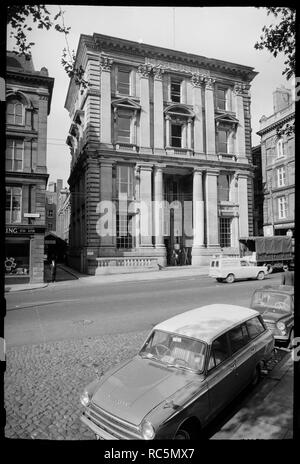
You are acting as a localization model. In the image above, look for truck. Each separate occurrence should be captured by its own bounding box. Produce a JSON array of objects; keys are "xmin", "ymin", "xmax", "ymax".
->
[{"xmin": 239, "ymin": 236, "xmax": 294, "ymax": 273}]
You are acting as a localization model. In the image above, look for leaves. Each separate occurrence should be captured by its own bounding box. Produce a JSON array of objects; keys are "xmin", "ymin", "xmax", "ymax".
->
[
  {"xmin": 254, "ymin": 7, "xmax": 295, "ymax": 80},
  {"xmin": 7, "ymin": 5, "xmax": 89, "ymax": 90}
]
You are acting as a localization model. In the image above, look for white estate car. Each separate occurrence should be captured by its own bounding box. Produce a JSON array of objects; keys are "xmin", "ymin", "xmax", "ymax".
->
[{"xmin": 209, "ymin": 256, "xmax": 268, "ymax": 283}]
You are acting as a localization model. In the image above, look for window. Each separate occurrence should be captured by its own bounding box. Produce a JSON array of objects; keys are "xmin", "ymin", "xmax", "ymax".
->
[
  {"xmin": 171, "ymin": 123, "xmax": 182, "ymax": 147},
  {"xmin": 217, "ymin": 129, "xmax": 228, "ymax": 153},
  {"xmin": 277, "ymin": 166, "xmax": 286, "ymax": 187},
  {"xmin": 117, "ymin": 165, "xmax": 134, "ymax": 199},
  {"xmin": 117, "ymin": 112, "xmax": 131, "ymax": 143},
  {"xmin": 6, "ymin": 139, "xmax": 23, "ymax": 171},
  {"xmin": 116, "ymin": 213, "xmax": 133, "ymax": 249},
  {"xmin": 276, "ymin": 139, "xmax": 284, "ymax": 158},
  {"xmin": 48, "ymin": 210, "xmax": 54, "ymax": 218},
  {"xmin": 246, "ymin": 317, "xmax": 265, "ymax": 340},
  {"xmin": 208, "ymin": 334, "xmax": 230, "ymax": 370},
  {"xmin": 6, "ymin": 186, "xmax": 22, "ymax": 224},
  {"xmin": 7, "ymin": 98, "xmax": 24, "ymax": 125},
  {"xmin": 218, "ymin": 174, "xmax": 230, "ymax": 202},
  {"xmin": 170, "ymin": 78, "xmax": 181, "ymax": 103},
  {"xmin": 47, "ymin": 223, "xmax": 53, "ymax": 230},
  {"xmin": 228, "ymin": 324, "xmax": 250, "ymax": 354},
  {"xmin": 117, "ymin": 69, "xmax": 131, "ymax": 95},
  {"xmin": 278, "ymin": 196, "xmax": 288, "ymax": 219},
  {"xmin": 216, "ymin": 88, "xmax": 227, "ymax": 110},
  {"xmin": 219, "ymin": 217, "xmax": 231, "ymax": 248}
]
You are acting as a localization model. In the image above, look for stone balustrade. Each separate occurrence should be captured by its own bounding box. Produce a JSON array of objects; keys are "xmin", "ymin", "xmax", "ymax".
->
[{"xmin": 94, "ymin": 256, "xmax": 159, "ymax": 275}]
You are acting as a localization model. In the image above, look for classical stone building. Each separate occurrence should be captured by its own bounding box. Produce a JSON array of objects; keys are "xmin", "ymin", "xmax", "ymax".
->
[
  {"xmin": 5, "ymin": 52, "xmax": 54, "ymax": 284},
  {"xmin": 257, "ymin": 86, "xmax": 295, "ymax": 237},
  {"xmin": 65, "ymin": 34, "xmax": 257, "ymax": 274},
  {"xmin": 56, "ymin": 187, "xmax": 71, "ymax": 243}
]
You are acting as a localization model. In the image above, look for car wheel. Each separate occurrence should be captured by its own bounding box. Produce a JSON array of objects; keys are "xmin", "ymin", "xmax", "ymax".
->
[
  {"xmin": 216, "ymin": 278, "xmax": 223, "ymax": 283},
  {"xmin": 257, "ymin": 271, "xmax": 265, "ymax": 280},
  {"xmin": 226, "ymin": 273, "xmax": 235, "ymax": 283},
  {"xmin": 175, "ymin": 428, "xmax": 191, "ymax": 440},
  {"xmin": 250, "ymin": 365, "xmax": 261, "ymax": 388},
  {"xmin": 288, "ymin": 329, "xmax": 294, "ymax": 350}
]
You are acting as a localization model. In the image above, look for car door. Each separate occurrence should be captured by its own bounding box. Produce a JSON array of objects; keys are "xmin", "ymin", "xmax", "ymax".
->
[
  {"xmin": 227, "ymin": 323, "xmax": 257, "ymax": 392},
  {"xmin": 206, "ymin": 333, "xmax": 237, "ymax": 419}
]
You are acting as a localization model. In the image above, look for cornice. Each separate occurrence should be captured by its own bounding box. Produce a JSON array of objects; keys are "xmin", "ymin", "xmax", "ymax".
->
[{"xmin": 257, "ymin": 112, "xmax": 295, "ymax": 136}]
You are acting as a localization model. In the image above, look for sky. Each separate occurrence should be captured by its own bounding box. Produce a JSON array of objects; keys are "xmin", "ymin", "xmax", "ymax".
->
[{"xmin": 7, "ymin": 5, "xmax": 292, "ymax": 186}]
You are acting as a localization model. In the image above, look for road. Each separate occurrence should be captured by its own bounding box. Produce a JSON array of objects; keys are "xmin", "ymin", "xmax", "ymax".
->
[{"xmin": 5, "ymin": 272, "xmax": 282, "ymax": 346}]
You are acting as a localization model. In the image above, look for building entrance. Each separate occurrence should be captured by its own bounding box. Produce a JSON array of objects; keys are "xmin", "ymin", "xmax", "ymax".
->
[{"xmin": 163, "ymin": 175, "xmax": 192, "ymax": 266}]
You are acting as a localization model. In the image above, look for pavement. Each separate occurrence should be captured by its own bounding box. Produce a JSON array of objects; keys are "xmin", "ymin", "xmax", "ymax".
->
[{"xmin": 4, "ymin": 263, "xmax": 210, "ymax": 292}]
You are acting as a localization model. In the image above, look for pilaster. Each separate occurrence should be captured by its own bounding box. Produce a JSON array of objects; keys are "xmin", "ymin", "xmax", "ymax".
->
[
  {"xmin": 100, "ymin": 56, "xmax": 113, "ymax": 146},
  {"xmin": 138, "ymin": 64, "xmax": 152, "ymax": 154},
  {"xmin": 205, "ymin": 168, "xmax": 220, "ymax": 247},
  {"xmin": 204, "ymin": 77, "xmax": 216, "ymax": 157},
  {"xmin": 191, "ymin": 73, "xmax": 204, "ymax": 154},
  {"xmin": 153, "ymin": 66, "xmax": 164, "ymax": 150}
]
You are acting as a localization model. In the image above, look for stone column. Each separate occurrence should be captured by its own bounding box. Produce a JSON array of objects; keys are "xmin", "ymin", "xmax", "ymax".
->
[
  {"xmin": 100, "ymin": 57, "xmax": 113, "ymax": 146},
  {"xmin": 153, "ymin": 164, "xmax": 165, "ymax": 248},
  {"xmin": 99, "ymin": 159, "xmax": 115, "ymax": 248},
  {"xmin": 138, "ymin": 64, "xmax": 152, "ymax": 154},
  {"xmin": 204, "ymin": 77, "xmax": 216, "ymax": 156},
  {"xmin": 191, "ymin": 73, "xmax": 204, "ymax": 154},
  {"xmin": 237, "ymin": 172, "xmax": 249, "ymax": 238},
  {"xmin": 206, "ymin": 169, "xmax": 220, "ymax": 247},
  {"xmin": 230, "ymin": 173, "xmax": 239, "ymax": 248},
  {"xmin": 233, "ymin": 83, "xmax": 247, "ymax": 162},
  {"xmin": 191, "ymin": 168, "xmax": 206, "ymax": 265},
  {"xmin": 138, "ymin": 164, "xmax": 153, "ymax": 247},
  {"xmin": 153, "ymin": 67, "xmax": 164, "ymax": 152}
]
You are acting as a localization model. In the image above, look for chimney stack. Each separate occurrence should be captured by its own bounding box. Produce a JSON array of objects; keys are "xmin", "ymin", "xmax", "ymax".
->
[{"xmin": 273, "ymin": 85, "xmax": 291, "ymax": 113}]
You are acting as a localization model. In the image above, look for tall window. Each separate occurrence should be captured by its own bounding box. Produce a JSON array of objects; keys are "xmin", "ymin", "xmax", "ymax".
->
[
  {"xmin": 117, "ymin": 112, "xmax": 131, "ymax": 143},
  {"xmin": 217, "ymin": 129, "xmax": 228, "ymax": 153},
  {"xmin": 117, "ymin": 165, "xmax": 134, "ymax": 199},
  {"xmin": 7, "ymin": 98, "xmax": 24, "ymax": 125},
  {"xmin": 6, "ymin": 186, "xmax": 22, "ymax": 223},
  {"xmin": 6, "ymin": 139, "xmax": 23, "ymax": 171},
  {"xmin": 171, "ymin": 123, "xmax": 182, "ymax": 147},
  {"xmin": 216, "ymin": 87, "xmax": 227, "ymax": 110},
  {"xmin": 219, "ymin": 217, "xmax": 231, "ymax": 247},
  {"xmin": 170, "ymin": 78, "xmax": 181, "ymax": 102},
  {"xmin": 116, "ymin": 214, "xmax": 133, "ymax": 249},
  {"xmin": 218, "ymin": 174, "xmax": 230, "ymax": 202},
  {"xmin": 276, "ymin": 139, "xmax": 284, "ymax": 158},
  {"xmin": 278, "ymin": 196, "xmax": 287, "ymax": 219},
  {"xmin": 277, "ymin": 166, "xmax": 286, "ymax": 187},
  {"xmin": 117, "ymin": 69, "xmax": 131, "ymax": 95}
]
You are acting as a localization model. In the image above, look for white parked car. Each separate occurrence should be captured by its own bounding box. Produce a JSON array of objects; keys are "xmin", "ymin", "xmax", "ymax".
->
[{"xmin": 209, "ymin": 256, "xmax": 268, "ymax": 283}]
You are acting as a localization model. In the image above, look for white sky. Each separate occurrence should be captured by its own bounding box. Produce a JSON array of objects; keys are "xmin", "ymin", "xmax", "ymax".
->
[{"xmin": 7, "ymin": 5, "xmax": 291, "ymax": 186}]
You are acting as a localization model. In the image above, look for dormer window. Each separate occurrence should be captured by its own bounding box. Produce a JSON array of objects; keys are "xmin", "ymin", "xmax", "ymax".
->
[{"xmin": 170, "ymin": 78, "xmax": 181, "ymax": 103}]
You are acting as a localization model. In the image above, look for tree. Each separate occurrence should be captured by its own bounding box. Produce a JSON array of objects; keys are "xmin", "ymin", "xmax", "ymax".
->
[
  {"xmin": 7, "ymin": 5, "xmax": 88, "ymax": 91},
  {"xmin": 255, "ymin": 7, "xmax": 295, "ymax": 136}
]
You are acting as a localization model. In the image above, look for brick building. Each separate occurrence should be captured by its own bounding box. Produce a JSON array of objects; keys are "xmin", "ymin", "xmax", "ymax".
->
[
  {"xmin": 65, "ymin": 34, "xmax": 257, "ymax": 274},
  {"xmin": 5, "ymin": 52, "xmax": 54, "ymax": 284},
  {"xmin": 257, "ymin": 86, "xmax": 295, "ymax": 237}
]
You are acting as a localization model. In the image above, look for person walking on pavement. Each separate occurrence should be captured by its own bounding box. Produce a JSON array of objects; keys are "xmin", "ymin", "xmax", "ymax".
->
[
  {"xmin": 281, "ymin": 264, "xmax": 294, "ymax": 286},
  {"xmin": 50, "ymin": 256, "xmax": 57, "ymax": 283}
]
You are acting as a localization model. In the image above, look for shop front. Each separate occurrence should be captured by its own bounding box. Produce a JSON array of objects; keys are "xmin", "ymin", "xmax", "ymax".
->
[{"xmin": 5, "ymin": 225, "xmax": 46, "ymax": 284}]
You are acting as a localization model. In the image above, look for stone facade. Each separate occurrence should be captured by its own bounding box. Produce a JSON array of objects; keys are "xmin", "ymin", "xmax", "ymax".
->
[
  {"xmin": 64, "ymin": 34, "xmax": 257, "ymax": 274},
  {"xmin": 5, "ymin": 52, "xmax": 54, "ymax": 283},
  {"xmin": 257, "ymin": 87, "xmax": 295, "ymax": 237}
]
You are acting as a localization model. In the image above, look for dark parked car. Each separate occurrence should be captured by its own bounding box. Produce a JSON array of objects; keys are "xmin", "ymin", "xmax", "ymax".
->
[
  {"xmin": 80, "ymin": 304, "xmax": 274, "ymax": 440},
  {"xmin": 250, "ymin": 285, "xmax": 294, "ymax": 347}
]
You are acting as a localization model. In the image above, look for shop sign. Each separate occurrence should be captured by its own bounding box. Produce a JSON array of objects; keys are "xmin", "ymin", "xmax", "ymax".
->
[
  {"xmin": 24, "ymin": 213, "xmax": 40, "ymax": 218},
  {"xmin": 6, "ymin": 226, "xmax": 45, "ymax": 235}
]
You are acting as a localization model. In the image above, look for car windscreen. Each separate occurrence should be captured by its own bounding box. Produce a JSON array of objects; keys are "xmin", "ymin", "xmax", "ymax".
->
[
  {"xmin": 139, "ymin": 330, "xmax": 206, "ymax": 372},
  {"xmin": 252, "ymin": 291, "xmax": 291, "ymax": 312}
]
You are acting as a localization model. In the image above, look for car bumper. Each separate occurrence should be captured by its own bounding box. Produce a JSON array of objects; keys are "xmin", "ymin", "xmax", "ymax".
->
[{"xmin": 81, "ymin": 413, "xmax": 119, "ymax": 440}]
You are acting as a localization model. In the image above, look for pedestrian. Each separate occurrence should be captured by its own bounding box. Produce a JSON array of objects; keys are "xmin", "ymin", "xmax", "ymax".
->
[
  {"xmin": 50, "ymin": 256, "xmax": 57, "ymax": 283},
  {"xmin": 281, "ymin": 264, "xmax": 294, "ymax": 286}
]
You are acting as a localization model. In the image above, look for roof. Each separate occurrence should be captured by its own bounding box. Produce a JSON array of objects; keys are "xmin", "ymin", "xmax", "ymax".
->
[{"xmin": 154, "ymin": 304, "xmax": 259, "ymax": 343}]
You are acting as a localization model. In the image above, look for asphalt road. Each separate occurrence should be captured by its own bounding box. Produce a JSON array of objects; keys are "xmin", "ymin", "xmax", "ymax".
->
[{"xmin": 5, "ymin": 272, "xmax": 282, "ymax": 347}]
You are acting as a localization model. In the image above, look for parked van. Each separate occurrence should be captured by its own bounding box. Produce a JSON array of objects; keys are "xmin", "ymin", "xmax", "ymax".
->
[{"xmin": 209, "ymin": 256, "xmax": 268, "ymax": 283}]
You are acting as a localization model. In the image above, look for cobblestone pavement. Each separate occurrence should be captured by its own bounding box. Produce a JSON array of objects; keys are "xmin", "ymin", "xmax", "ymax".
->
[
  {"xmin": 4, "ymin": 330, "xmax": 288, "ymax": 441},
  {"xmin": 5, "ymin": 330, "xmax": 149, "ymax": 440}
]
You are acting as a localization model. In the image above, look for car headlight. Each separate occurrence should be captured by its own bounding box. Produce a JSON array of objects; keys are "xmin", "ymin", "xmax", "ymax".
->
[
  {"xmin": 141, "ymin": 421, "xmax": 155, "ymax": 440},
  {"xmin": 277, "ymin": 321, "xmax": 286, "ymax": 333},
  {"xmin": 80, "ymin": 390, "xmax": 91, "ymax": 407}
]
